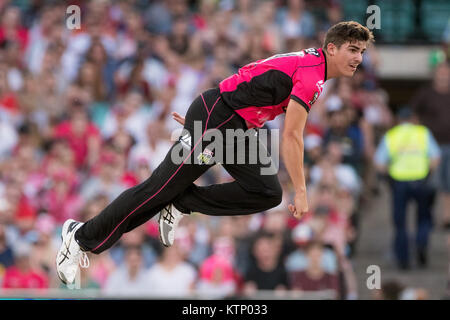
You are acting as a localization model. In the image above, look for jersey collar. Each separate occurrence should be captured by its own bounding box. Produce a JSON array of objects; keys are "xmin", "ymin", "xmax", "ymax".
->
[{"xmin": 321, "ymin": 48, "xmax": 328, "ymax": 81}]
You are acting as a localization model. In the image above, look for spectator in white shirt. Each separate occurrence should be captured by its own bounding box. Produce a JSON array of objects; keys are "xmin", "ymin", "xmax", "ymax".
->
[
  {"xmin": 146, "ymin": 242, "xmax": 197, "ymax": 298},
  {"xmin": 103, "ymin": 245, "xmax": 151, "ymax": 297}
]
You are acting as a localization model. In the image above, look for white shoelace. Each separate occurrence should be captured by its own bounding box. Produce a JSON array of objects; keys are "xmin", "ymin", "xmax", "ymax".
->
[{"xmin": 79, "ymin": 251, "xmax": 90, "ymax": 268}]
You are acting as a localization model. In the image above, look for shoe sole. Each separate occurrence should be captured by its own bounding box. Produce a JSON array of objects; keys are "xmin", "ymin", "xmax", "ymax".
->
[
  {"xmin": 56, "ymin": 256, "xmax": 68, "ymax": 285},
  {"xmin": 56, "ymin": 219, "xmax": 77, "ymax": 285},
  {"xmin": 158, "ymin": 212, "xmax": 171, "ymax": 247}
]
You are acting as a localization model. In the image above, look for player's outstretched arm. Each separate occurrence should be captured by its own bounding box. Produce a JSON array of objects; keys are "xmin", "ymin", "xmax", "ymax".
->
[{"xmin": 282, "ymin": 99, "xmax": 309, "ymax": 219}]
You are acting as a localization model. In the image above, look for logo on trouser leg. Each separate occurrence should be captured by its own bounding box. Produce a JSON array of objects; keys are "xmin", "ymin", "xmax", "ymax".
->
[
  {"xmin": 197, "ymin": 148, "xmax": 214, "ymax": 165},
  {"xmin": 180, "ymin": 133, "xmax": 192, "ymax": 150}
]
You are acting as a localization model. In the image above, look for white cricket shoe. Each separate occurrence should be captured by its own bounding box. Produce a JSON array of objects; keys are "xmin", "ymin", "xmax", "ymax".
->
[
  {"xmin": 56, "ymin": 219, "xmax": 90, "ymax": 284},
  {"xmin": 158, "ymin": 204, "xmax": 188, "ymax": 247}
]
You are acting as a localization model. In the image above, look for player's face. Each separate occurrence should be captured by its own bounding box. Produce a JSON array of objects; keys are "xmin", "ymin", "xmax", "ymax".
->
[{"xmin": 335, "ymin": 41, "xmax": 367, "ymax": 77}]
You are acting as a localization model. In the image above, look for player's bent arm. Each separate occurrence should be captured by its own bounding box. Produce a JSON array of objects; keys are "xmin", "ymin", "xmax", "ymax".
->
[{"xmin": 282, "ymin": 98, "xmax": 309, "ymax": 194}]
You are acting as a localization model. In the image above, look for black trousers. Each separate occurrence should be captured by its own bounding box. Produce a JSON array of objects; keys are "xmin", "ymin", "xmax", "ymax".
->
[
  {"xmin": 390, "ymin": 178, "xmax": 435, "ymax": 266},
  {"xmin": 75, "ymin": 88, "xmax": 282, "ymax": 254}
]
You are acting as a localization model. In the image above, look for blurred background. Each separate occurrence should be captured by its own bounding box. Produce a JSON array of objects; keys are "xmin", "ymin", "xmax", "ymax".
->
[{"xmin": 0, "ymin": 0, "xmax": 449, "ymax": 300}]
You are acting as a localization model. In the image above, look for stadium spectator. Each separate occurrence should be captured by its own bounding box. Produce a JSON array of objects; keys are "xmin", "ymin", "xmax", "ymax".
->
[
  {"xmin": 174, "ymin": 216, "xmax": 210, "ymax": 268},
  {"xmin": 276, "ymin": 0, "xmax": 315, "ymax": 46},
  {"xmin": 410, "ymin": 62, "xmax": 450, "ymax": 229},
  {"xmin": 0, "ymin": 223, "xmax": 14, "ymax": 278},
  {"xmin": 146, "ymin": 243, "xmax": 197, "ymax": 297},
  {"xmin": 196, "ymin": 255, "xmax": 237, "ymax": 298},
  {"xmin": 285, "ymin": 223, "xmax": 338, "ymax": 275},
  {"xmin": 375, "ymin": 107, "xmax": 441, "ymax": 269},
  {"xmin": 110, "ymin": 225, "xmax": 158, "ymax": 270},
  {"xmin": 101, "ymin": 91, "xmax": 150, "ymax": 145},
  {"xmin": 372, "ymin": 279, "xmax": 430, "ymax": 300},
  {"xmin": 128, "ymin": 120, "xmax": 173, "ymax": 172},
  {"xmin": 0, "ymin": 6, "xmax": 29, "ymax": 53},
  {"xmin": 2, "ymin": 241, "xmax": 48, "ymax": 289},
  {"xmin": 289, "ymin": 241, "xmax": 340, "ymax": 299},
  {"xmin": 243, "ymin": 231, "xmax": 289, "ymax": 296},
  {"xmin": 0, "ymin": 113, "xmax": 18, "ymax": 159},
  {"xmin": 103, "ymin": 245, "xmax": 150, "ymax": 297},
  {"xmin": 78, "ymin": 195, "xmax": 116, "ymax": 288},
  {"xmin": 29, "ymin": 215, "xmax": 58, "ymax": 279},
  {"xmin": 260, "ymin": 209, "xmax": 296, "ymax": 261},
  {"xmin": 80, "ymin": 150, "xmax": 128, "ymax": 203},
  {"xmin": 323, "ymin": 105, "xmax": 364, "ymax": 174},
  {"xmin": 372, "ymin": 280, "xmax": 404, "ymax": 300},
  {"xmin": 195, "ymin": 237, "xmax": 238, "ymax": 298},
  {"xmin": 41, "ymin": 169, "xmax": 83, "ymax": 224},
  {"xmin": 310, "ymin": 140, "xmax": 361, "ymax": 197},
  {"xmin": 52, "ymin": 103, "xmax": 101, "ymax": 170}
]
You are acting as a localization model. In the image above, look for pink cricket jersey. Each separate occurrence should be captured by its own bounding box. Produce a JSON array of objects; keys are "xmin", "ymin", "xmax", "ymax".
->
[{"xmin": 219, "ymin": 48, "xmax": 327, "ymax": 128}]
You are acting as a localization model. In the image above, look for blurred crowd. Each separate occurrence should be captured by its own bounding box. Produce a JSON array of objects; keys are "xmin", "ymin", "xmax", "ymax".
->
[{"xmin": 0, "ymin": 0, "xmax": 448, "ymax": 299}]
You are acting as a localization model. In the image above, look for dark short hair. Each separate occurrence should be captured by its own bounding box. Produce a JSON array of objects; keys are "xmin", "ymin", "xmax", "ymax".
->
[
  {"xmin": 323, "ymin": 21, "xmax": 374, "ymax": 52},
  {"xmin": 396, "ymin": 106, "xmax": 413, "ymax": 120},
  {"xmin": 381, "ymin": 280, "xmax": 404, "ymax": 300},
  {"xmin": 250, "ymin": 230, "xmax": 276, "ymax": 249}
]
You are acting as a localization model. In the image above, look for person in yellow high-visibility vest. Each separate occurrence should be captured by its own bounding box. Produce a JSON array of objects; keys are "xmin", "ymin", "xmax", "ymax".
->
[{"xmin": 374, "ymin": 107, "xmax": 441, "ymax": 270}]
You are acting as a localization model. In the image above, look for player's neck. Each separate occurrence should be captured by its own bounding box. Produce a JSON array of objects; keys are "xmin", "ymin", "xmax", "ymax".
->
[{"xmin": 324, "ymin": 50, "xmax": 339, "ymax": 80}]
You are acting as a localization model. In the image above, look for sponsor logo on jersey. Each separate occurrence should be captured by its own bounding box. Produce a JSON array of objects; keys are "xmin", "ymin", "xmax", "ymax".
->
[
  {"xmin": 303, "ymin": 48, "xmax": 320, "ymax": 57},
  {"xmin": 316, "ymin": 80, "xmax": 324, "ymax": 94},
  {"xmin": 309, "ymin": 92, "xmax": 319, "ymax": 106},
  {"xmin": 309, "ymin": 80, "xmax": 325, "ymax": 106}
]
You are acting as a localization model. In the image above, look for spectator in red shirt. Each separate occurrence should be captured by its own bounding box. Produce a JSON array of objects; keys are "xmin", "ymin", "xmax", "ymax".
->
[
  {"xmin": 52, "ymin": 103, "xmax": 101, "ymax": 170},
  {"xmin": 14, "ymin": 193, "xmax": 37, "ymax": 236},
  {"xmin": 0, "ymin": 7, "xmax": 29, "ymax": 53},
  {"xmin": 0, "ymin": 62, "xmax": 20, "ymax": 118},
  {"xmin": 2, "ymin": 241, "xmax": 48, "ymax": 289},
  {"xmin": 42, "ymin": 169, "xmax": 84, "ymax": 224},
  {"xmin": 0, "ymin": 179, "xmax": 37, "ymax": 236},
  {"xmin": 102, "ymin": 144, "xmax": 139, "ymax": 188},
  {"xmin": 289, "ymin": 241, "xmax": 340, "ymax": 299}
]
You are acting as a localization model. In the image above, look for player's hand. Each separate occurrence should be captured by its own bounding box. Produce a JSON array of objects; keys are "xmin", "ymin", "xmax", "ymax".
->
[
  {"xmin": 172, "ymin": 112, "xmax": 185, "ymax": 126},
  {"xmin": 288, "ymin": 190, "xmax": 309, "ymax": 220}
]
